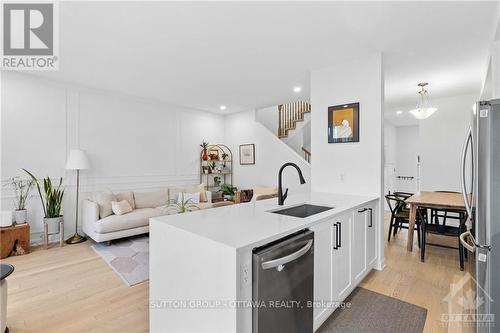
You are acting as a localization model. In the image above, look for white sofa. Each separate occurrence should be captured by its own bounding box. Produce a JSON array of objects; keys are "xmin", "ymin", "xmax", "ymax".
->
[{"xmin": 82, "ymin": 185, "xmax": 213, "ymax": 243}]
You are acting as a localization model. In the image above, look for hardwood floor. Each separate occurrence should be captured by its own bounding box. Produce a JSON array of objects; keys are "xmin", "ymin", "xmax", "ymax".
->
[
  {"xmin": 2, "ymin": 242, "xmax": 149, "ymax": 333},
  {"xmin": 3, "ymin": 213, "xmax": 473, "ymax": 333},
  {"xmin": 359, "ymin": 213, "xmax": 474, "ymax": 333}
]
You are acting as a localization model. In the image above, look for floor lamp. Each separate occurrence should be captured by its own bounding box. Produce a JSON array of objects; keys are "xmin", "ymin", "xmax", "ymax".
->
[{"xmin": 65, "ymin": 149, "xmax": 90, "ymax": 244}]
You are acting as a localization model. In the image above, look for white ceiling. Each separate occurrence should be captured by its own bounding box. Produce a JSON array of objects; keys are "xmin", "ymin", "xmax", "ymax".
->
[{"xmin": 30, "ymin": 1, "xmax": 500, "ymax": 114}]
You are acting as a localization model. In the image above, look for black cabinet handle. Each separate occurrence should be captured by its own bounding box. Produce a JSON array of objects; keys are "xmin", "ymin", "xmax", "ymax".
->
[
  {"xmin": 337, "ymin": 222, "xmax": 342, "ymax": 248},
  {"xmin": 333, "ymin": 223, "xmax": 338, "ymax": 250},
  {"xmin": 368, "ymin": 208, "xmax": 373, "ymax": 228},
  {"xmin": 358, "ymin": 207, "xmax": 373, "ymax": 228}
]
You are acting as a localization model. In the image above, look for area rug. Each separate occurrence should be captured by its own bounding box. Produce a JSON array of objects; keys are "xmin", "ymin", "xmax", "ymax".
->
[
  {"xmin": 91, "ymin": 235, "xmax": 149, "ymax": 286},
  {"xmin": 318, "ymin": 287, "xmax": 427, "ymax": 333}
]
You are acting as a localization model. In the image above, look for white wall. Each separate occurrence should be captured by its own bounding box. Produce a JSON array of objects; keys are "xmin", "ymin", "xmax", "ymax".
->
[
  {"xmin": 395, "ymin": 125, "xmax": 419, "ymax": 193},
  {"xmin": 310, "ymin": 53, "xmax": 384, "ymax": 197},
  {"xmin": 418, "ymin": 94, "xmax": 476, "ymax": 191},
  {"xmin": 385, "ymin": 93, "xmax": 477, "ymax": 194},
  {"xmin": 310, "ymin": 53, "xmax": 384, "ymax": 270},
  {"xmin": 255, "ymin": 106, "xmax": 277, "ymax": 135},
  {"xmin": 1, "ymin": 72, "xmax": 224, "ymax": 240},
  {"xmin": 224, "ymin": 110, "xmax": 311, "ymax": 194},
  {"xmin": 384, "ymin": 121, "xmax": 397, "ymax": 196}
]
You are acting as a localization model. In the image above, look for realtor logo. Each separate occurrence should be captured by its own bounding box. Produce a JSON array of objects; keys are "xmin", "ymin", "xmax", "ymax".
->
[{"xmin": 1, "ymin": 2, "xmax": 59, "ymax": 70}]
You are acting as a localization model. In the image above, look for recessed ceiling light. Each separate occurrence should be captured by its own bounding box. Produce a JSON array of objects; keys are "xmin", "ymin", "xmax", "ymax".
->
[
  {"xmin": 396, "ymin": 110, "xmax": 403, "ymax": 115},
  {"xmin": 219, "ymin": 105, "xmax": 226, "ymax": 111},
  {"xmin": 343, "ymin": 105, "xmax": 348, "ymax": 108},
  {"xmin": 293, "ymin": 86, "xmax": 302, "ymax": 93}
]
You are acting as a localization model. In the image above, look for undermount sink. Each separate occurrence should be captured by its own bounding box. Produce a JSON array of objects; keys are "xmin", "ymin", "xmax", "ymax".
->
[{"xmin": 270, "ymin": 204, "xmax": 334, "ymax": 218}]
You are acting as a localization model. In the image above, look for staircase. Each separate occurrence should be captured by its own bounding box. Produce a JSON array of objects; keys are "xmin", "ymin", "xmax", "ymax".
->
[
  {"xmin": 254, "ymin": 101, "xmax": 312, "ymax": 163},
  {"xmin": 277, "ymin": 101, "xmax": 311, "ymax": 138}
]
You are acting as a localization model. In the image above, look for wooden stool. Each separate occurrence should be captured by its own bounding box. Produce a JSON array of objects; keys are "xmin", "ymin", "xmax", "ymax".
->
[
  {"xmin": 43, "ymin": 218, "xmax": 64, "ymax": 249},
  {"xmin": 0, "ymin": 224, "xmax": 30, "ymax": 259}
]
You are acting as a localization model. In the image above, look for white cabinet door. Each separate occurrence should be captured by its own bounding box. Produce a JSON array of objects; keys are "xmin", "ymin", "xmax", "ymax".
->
[
  {"xmin": 352, "ymin": 208, "xmax": 367, "ymax": 283},
  {"xmin": 311, "ymin": 221, "xmax": 333, "ymax": 323},
  {"xmin": 332, "ymin": 212, "xmax": 352, "ymax": 302},
  {"xmin": 366, "ymin": 203, "xmax": 377, "ymax": 268}
]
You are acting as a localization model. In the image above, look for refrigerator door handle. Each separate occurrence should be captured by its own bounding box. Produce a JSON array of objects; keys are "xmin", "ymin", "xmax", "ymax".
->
[
  {"xmin": 459, "ymin": 230, "xmax": 475, "ymax": 253},
  {"xmin": 460, "ymin": 230, "xmax": 491, "ymax": 252},
  {"xmin": 460, "ymin": 126, "xmax": 473, "ymax": 218}
]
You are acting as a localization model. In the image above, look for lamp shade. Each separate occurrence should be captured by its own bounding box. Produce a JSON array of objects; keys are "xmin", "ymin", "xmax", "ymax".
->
[{"xmin": 65, "ymin": 149, "xmax": 90, "ymax": 170}]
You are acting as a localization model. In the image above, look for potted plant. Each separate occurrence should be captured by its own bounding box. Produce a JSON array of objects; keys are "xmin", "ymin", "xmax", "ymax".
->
[
  {"xmin": 209, "ymin": 161, "xmax": 216, "ymax": 173},
  {"xmin": 213, "ymin": 176, "xmax": 221, "ymax": 187},
  {"xmin": 200, "ymin": 141, "xmax": 209, "ymax": 161},
  {"xmin": 23, "ymin": 169, "xmax": 64, "ymax": 234},
  {"xmin": 5, "ymin": 177, "xmax": 34, "ymax": 224},
  {"xmin": 221, "ymin": 152, "xmax": 229, "ymax": 168},
  {"xmin": 166, "ymin": 194, "xmax": 200, "ymax": 214},
  {"xmin": 218, "ymin": 183, "xmax": 237, "ymax": 201}
]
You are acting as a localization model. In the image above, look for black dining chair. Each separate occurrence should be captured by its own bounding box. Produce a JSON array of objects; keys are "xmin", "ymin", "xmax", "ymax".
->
[
  {"xmin": 430, "ymin": 191, "xmax": 466, "ymax": 228},
  {"xmin": 418, "ymin": 207, "xmax": 468, "ymax": 271},
  {"xmin": 385, "ymin": 194, "xmax": 421, "ymax": 247}
]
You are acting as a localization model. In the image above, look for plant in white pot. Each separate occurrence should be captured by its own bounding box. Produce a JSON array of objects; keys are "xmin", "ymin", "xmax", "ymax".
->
[
  {"xmin": 23, "ymin": 169, "xmax": 64, "ymax": 234},
  {"xmin": 4, "ymin": 177, "xmax": 34, "ymax": 224}
]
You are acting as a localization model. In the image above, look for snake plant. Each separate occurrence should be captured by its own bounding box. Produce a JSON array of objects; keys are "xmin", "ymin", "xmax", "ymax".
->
[
  {"xmin": 23, "ymin": 169, "xmax": 64, "ymax": 218},
  {"xmin": 166, "ymin": 193, "xmax": 200, "ymax": 214}
]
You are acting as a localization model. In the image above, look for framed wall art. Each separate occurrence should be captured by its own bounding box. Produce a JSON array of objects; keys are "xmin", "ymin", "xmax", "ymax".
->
[
  {"xmin": 239, "ymin": 144, "xmax": 255, "ymax": 165},
  {"xmin": 328, "ymin": 102, "xmax": 359, "ymax": 143}
]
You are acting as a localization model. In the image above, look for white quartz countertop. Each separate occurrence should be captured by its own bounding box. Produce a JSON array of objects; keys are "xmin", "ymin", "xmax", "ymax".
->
[{"xmin": 150, "ymin": 192, "xmax": 378, "ymax": 250}]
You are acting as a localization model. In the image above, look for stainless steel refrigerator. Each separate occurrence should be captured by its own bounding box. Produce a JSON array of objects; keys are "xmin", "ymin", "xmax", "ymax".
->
[{"xmin": 460, "ymin": 99, "xmax": 499, "ymax": 332}]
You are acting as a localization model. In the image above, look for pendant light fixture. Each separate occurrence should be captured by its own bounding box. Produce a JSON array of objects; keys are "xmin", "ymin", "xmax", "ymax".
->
[{"xmin": 409, "ymin": 82, "xmax": 437, "ymax": 120}]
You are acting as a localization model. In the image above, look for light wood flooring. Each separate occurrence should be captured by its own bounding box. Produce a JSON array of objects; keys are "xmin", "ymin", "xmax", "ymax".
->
[{"xmin": 2, "ymin": 214, "xmax": 473, "ymax": 333}]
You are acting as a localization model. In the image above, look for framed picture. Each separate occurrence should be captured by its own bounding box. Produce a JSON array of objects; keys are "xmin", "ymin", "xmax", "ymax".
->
[
  {"xmin": 208, "ymin": 149, "xmax": 220, "ymax": 160},
  {"xmin": 328, "ymin": 102, "xmax": 359, "ymax": 143},
  {"xmin": 239, "ymin": 144, "xmax": 255, "ymax": 165}
]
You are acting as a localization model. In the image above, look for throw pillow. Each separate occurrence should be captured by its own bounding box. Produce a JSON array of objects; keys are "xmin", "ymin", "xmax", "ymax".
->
[
  {"xmin": 177, "ymin": 192, "xmax": 200, "ymax": 204},
  {"xmin": 111, "ymin": 200, "xmax": 133, "ymax": 216},
  {"xmin": 171, "ymin": 184, "xmax": 207, "ymax": 202},
  {"xmin": 115, "ymin": 191, "xmax": 135, "ymax": 209},
  {"xmin": 94, "ymin": 192, "xmax": 117, "ymax": 218}
]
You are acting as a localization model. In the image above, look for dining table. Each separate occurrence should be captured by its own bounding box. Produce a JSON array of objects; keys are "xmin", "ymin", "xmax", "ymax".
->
[{"xmin": 405, "ymin": 191, "xmax": 468, "ymax": 251}]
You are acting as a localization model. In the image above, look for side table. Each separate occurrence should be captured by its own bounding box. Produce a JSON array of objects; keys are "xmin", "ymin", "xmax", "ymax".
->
[{"xmin": 0, "ymin": 224, "xmax": 30, "ymax": 259}]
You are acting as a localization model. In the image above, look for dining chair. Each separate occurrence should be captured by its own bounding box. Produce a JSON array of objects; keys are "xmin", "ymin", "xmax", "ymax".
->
[
  {"xmin": 385, "ymin": 194, "xmax": 421, "ymax": 247},
  {"xmin": 418, "ymin": 207, "xmax": 467, "ymax": 271},
  {"xmin": 430, "ymin": 191, "xmax": 466, "ymax": 229}
]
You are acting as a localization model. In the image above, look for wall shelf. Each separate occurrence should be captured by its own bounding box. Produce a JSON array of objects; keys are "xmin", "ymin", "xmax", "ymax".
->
[{"xmin": 200, "ymin": 144, "xmax": 233, "ymax": 191}]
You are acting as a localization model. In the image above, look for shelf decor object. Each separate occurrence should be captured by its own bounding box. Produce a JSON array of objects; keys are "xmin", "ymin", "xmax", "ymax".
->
[
  {"xmin": 200, "ymin": 144, "xmax": 233, "ymax": 191},
  {"xmin": 409, "ymin": 82, "xmax": 437, "ymax": 120},
  {"xmin": 328, "ymin": 102, "xmax": 359, "ymax": 143},
  {"xmin": 239, "ymin": 144, "xmax": 255, "ymax": 165},
  {"xmin": 65, "ymin": 149, "xmax": 90, "ymax": 244}
]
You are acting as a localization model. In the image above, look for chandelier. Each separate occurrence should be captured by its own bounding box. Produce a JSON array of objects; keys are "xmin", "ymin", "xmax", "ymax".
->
[{"xmin": 409, "ymin": 82, "xmax": 437, "ymax": 120}]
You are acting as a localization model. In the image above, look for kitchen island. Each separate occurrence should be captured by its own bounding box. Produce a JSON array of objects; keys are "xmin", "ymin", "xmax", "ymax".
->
[{"xmin": 150, "ymin": 192, "xmax": 382, "ymax": 333}]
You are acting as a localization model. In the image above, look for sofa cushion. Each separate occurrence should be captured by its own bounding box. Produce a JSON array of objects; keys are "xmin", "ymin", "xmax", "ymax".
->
[
  {"xmin": 170, "ymin": 184, "xmax": 207, "ymax": 203},
  {"xmin": 94, "ymin": 192, "xmax": 117, "ymax": 218},
  {"xmin": 115, "ymin": 191, "xmax": 135, "ymax": 209},
  {"xmin": 133, "ymin": 189, "xmax": 169, "ymax": 208},
  {"xmin": 95, "ymin": 208, "xmax": 165, "ymax": 233},
  {"xmin": 177, "ymin": 192, "xmax": 200, "ymax": 204},
  {"xmin": 111, "ymin": 200, "xmax": 133, "ymax": 216}
]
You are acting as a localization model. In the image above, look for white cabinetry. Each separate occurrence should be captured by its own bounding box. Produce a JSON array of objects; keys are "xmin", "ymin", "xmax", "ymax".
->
[
  {"xmin": 331, "ymin": 212, "xmax": 352, "ymax": 303},
  {"xmin": 312, "ymin": 200, "xmax": 378, "ymax": 331}
]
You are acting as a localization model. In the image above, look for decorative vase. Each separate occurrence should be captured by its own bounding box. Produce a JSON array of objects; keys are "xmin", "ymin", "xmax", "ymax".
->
[
  {"xmin": 44, "ymin": 216, "xmax": 63, "ymax": 234},
  {"xmin": 14, "ymin": 209, "xmax": 27, "ymax": 224},
  {"xmin": 202, "ymin": 149, "xmax": 209, "ymax": 161}
]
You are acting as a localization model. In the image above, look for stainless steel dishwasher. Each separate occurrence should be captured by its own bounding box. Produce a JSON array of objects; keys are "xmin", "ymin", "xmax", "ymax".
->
[{"xmin": 252, "ymin": 230, "xmax": 314, "ymax": 333}]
